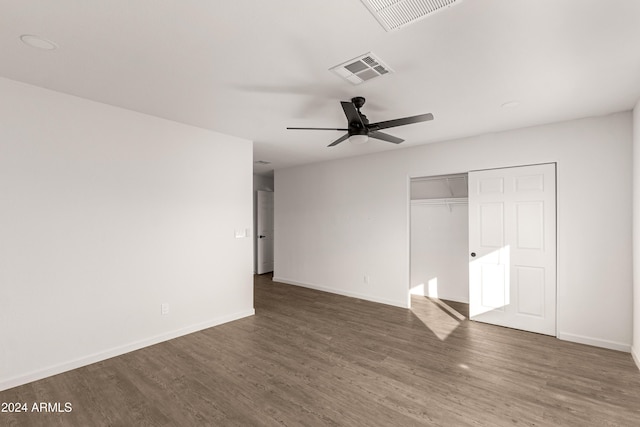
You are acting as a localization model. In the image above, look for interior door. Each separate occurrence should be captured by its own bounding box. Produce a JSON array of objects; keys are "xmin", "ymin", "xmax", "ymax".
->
[
  {"xmin": 256, "ymin": 190, "xmax": 274, "ymax": 274},
  {"xmin": 468, "ymin": 163, "xmax": 556, "ymax": 336}
]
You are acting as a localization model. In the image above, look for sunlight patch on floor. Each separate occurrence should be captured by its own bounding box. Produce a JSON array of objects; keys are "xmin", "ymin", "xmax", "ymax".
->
[{"xmin": 411, "ymin": 297, "xmax": 466, "ymax": 341}]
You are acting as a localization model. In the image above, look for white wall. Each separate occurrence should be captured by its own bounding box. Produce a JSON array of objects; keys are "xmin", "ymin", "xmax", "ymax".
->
[
  {"xmin": 0, "ymin": 78, "xmax": 254, "ymax": 391},
  {"xmin": 410, "ymin": 203, "xmax": 469, "ymax": 303},
  {"xmin": 275, "ymin": 112, "xmax": 633, "ymax": 352},
  {"xmin": 633, "ymin": 99, "xmax": 640, "ymax": 368}
]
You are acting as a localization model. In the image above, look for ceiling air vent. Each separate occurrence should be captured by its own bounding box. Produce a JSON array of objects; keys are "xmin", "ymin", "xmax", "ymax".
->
[
  {"xmin": 330, "ymin": 52, "xmax": 393, "ymax": 85},
  {"xmin": 360, "ymin": 0, "xmax": 463, "ymax": 32}
]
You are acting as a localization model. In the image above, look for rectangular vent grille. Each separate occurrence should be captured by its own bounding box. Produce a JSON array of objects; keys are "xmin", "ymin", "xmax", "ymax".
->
[
  {"xmin": 361, "ymin": 0, "xmax": 462, "ymax": 32},
  {"xmin": 329, "ymin": 52, "xmax": 393, "ymax": 85}
]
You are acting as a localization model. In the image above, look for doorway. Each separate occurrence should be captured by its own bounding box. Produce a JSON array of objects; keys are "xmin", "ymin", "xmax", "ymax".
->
[
  {"xmin": 256, "ymin": 190, "xmax": 274, "ymax": 274},
  {"xmin": 410, "ymin": 173, "xmax": 469, "ymax": 303}
]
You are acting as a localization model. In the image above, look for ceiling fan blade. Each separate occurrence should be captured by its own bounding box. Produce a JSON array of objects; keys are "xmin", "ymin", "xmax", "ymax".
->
[
  {"xmin": 328, "ymin": 133, "xmax": 350, "ymax": 147},
  {"xmin": 369, "ymin": 113, "xmax": 434, "ymax": 131},
  {"xmin": 287, "ymin": 127, "xmax": 348, "ymax": 131},
  {"xmin": 369, "ymin": 131, "xmax": 404, "ymax": 144},
  {"xmin": 341, "ymin": 101, "xmax": 365, "ymax": 128}
]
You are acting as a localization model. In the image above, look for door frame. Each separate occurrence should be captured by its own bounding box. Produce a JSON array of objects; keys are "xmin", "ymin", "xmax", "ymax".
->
[
  {"xmin": 407, "ymin": 170, "xmax": 468, "ymax": 309},
  {"xmin": 255, "ymin": 190, "xmax": 274, "ymax": 274}
]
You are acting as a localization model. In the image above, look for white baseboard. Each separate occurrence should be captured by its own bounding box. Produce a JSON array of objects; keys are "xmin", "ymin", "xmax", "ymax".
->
[
  {"xmin": 273, "ymin": 276, "xmax": 408, "ymax": 308},
  {"xmin": 557, "ymin": 332, "xmax": 631, "ymax": 353},
  {"xmin": 0, "ymin": 309, "xmax": 255, "ymax": 392},
  {"xmin": 632, "ymin": 346, "xmax": 640, "ymax": 371}
]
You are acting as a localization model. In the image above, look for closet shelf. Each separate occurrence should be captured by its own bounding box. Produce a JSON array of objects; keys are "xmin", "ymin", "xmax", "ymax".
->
[{"xmin": 411, "ymin": 197, "xmax": 468, "ymax": 212}]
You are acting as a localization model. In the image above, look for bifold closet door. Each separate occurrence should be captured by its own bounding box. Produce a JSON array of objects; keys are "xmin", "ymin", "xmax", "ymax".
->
[{"xmin": 468, "ymin": 163, "xmax": 556, "ymax": 336}]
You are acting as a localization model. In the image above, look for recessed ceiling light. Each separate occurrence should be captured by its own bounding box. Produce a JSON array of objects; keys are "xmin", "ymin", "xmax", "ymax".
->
[
  {"xmin": 501, "ymin": 101, "xmax": 520, "ymax": 109},
  {"xmin": 20, "ymin": 34, "xmax": 58, "ymax": 51}
]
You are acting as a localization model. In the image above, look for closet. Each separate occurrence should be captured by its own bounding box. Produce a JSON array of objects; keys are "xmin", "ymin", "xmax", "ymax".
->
[{"xmin": 410, "ymin": 174, "xmax": 469, "ymax": 303}]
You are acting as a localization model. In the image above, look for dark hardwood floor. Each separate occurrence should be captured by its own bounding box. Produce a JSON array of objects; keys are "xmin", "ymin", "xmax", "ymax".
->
[{"xmin": 2, "ymin": 274, "xmax": 640, "ymax": 426}]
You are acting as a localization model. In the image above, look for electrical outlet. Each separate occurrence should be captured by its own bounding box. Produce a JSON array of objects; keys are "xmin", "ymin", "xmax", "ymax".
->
[
  {"xmin": 364, "ymin": 275, "xmax": 370, "ymax": 284},
  {"xmin": 161, "ymin": 303, "xmax": 169, "ymax": 315}
]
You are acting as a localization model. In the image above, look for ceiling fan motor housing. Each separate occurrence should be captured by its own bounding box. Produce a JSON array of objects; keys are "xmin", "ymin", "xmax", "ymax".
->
[
  {"xmin": 349, "ymin": 97, "xmax": 369, "ymax": 136},
  {"xmin": 349, "ymin": 116, "xmax": 369, "ymax": 136}
]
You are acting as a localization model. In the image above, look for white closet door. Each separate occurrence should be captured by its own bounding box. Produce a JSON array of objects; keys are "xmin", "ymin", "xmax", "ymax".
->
[{"xmin": 468, "ymin": 163, "xmax": 556, "ymax": 336}]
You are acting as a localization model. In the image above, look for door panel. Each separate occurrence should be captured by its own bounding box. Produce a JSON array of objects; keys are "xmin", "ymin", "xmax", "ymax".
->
[
  {"xmin": 469, "ymin": 163, "xmax": 556, "ymax": 335},
  {"xmin": 515, "ymin": 266, "xmax": 545, "ymax": 317},
  {"xmin": 515, "ymin": 174, "xmax": 544, "ymax": 191},
  {"xmin": 479, "ymin": 203, "xmax": 504, "ymax": 248},
  {"xmin": 479, "ymin": 177, "xmax": 504, "ymax": 194},
  {"xmin": 516, "ymin": 202, "xmax": 544, "ymax": 249},
  {"xmin": 480, "ymin": 263, "xmax": 506, "ymax": 309}
]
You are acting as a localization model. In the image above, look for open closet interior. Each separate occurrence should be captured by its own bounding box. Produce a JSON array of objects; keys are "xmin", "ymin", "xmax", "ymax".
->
[{"xmin": 410, "ymin": 173, "xmax": 469, "ymax": 303}]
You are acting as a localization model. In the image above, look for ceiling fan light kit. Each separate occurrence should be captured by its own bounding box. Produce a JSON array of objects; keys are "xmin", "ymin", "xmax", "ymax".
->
[
  {"xmin": 348, "ymin": 135, "xmax": 369, "ymax": 145},
  {"xmin": 287, "ymin": 96, "xmax": 433, "ymax": 147}
]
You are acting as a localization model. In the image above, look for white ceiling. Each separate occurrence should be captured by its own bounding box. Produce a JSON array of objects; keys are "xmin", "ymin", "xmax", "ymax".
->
[{"xmin": 2, "ymin": 0, "xmax": 640, "ymax": 176}]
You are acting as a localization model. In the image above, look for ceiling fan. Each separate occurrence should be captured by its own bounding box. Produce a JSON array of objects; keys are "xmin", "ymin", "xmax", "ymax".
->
[{"xmin": 287, "ymin": 96, "xmax": 434, "ymax": 147}]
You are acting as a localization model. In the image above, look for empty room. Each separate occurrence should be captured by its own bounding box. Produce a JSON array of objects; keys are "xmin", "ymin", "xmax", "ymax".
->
[{"xmin": 2, "ymin": 1, "xmax": 640, "ymax": 426}]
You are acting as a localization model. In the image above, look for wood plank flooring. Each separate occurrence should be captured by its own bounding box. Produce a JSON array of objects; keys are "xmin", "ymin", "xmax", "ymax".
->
[{"xmin": 2, "ymin": 274, "xmax": 640, "ymax": 426}]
